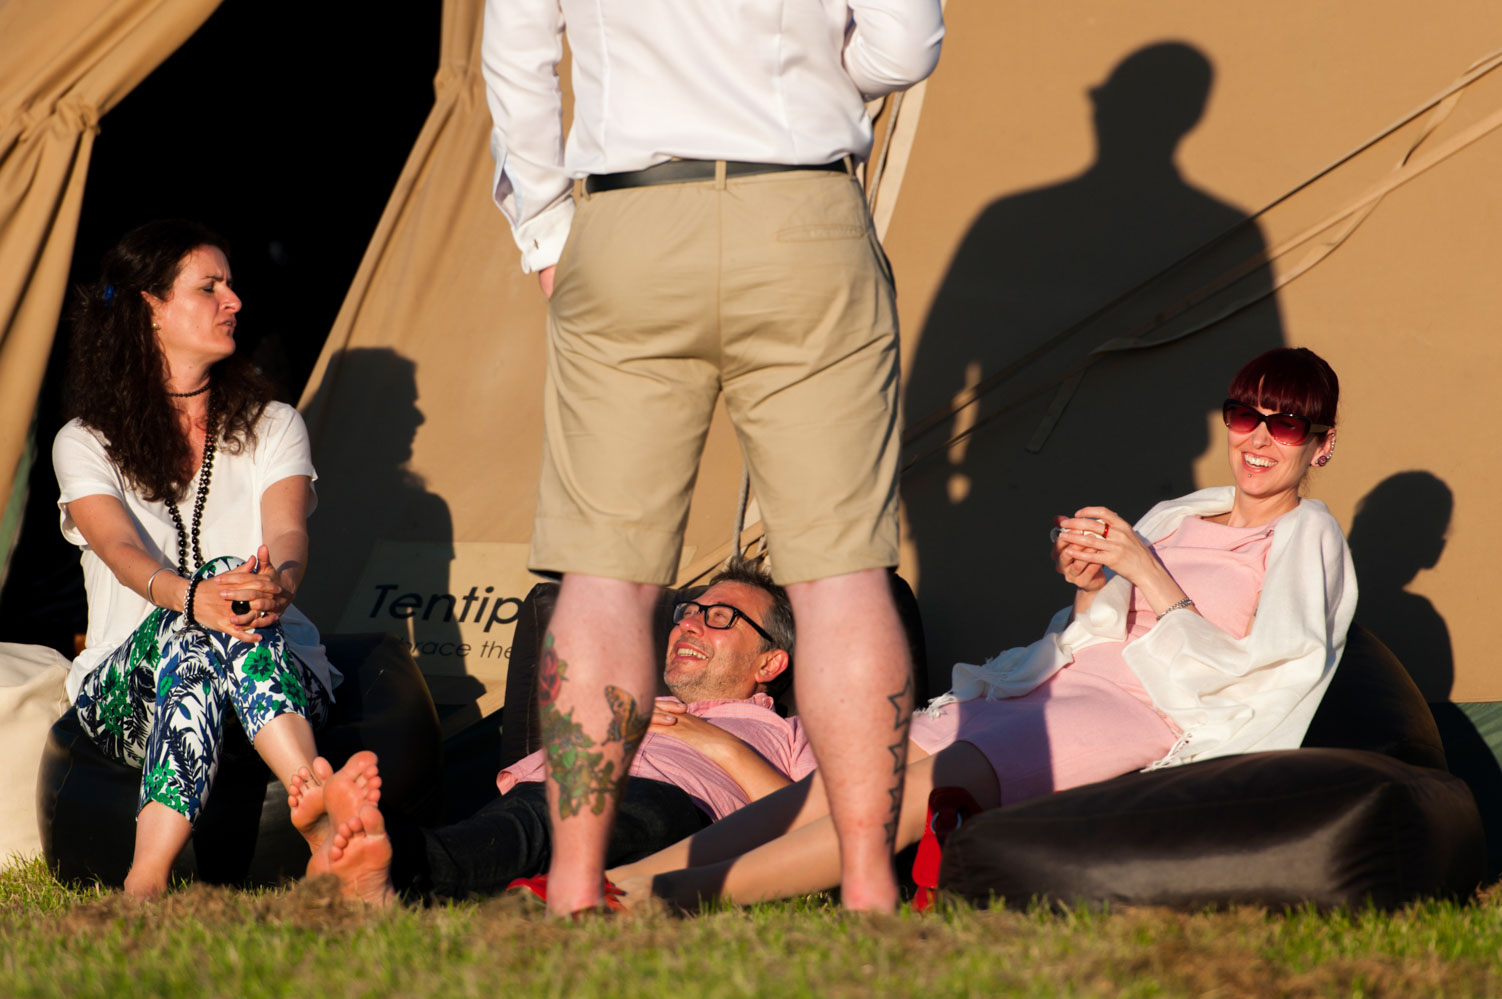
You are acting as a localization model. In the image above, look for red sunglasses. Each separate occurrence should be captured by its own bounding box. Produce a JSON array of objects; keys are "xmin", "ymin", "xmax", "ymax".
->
[{"xmin": 1222, "ymin": 400, "xmax": 1330, "ymax": 446}]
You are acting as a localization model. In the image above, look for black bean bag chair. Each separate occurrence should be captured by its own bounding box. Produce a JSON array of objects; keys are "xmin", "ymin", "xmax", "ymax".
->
[
  {"xmin": 937, "ymin": 624, "xmax": 1485, "ymax": 909},
  {"xmin": 35, "ymin": 633, "xmax": 442, "ymax": 888}
]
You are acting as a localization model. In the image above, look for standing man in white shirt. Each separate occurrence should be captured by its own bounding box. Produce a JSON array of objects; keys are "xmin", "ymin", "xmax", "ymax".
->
[{"xmin": 480, "ymin": 0, "xmax": 944, "ymax": 915}]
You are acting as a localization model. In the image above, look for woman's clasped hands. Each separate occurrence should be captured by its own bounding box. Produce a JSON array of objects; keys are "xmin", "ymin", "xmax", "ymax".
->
[
  {"xmin": 1052, "ymin": 507, "xmax": 1160, "ymax": 590},
  {"xmin": 1052, "ymin": 506, "xmax": 1192, "ymax": 617},
  {"xmin": 201, "ymin": 544, "xmax": 293, "ymax": 641}
]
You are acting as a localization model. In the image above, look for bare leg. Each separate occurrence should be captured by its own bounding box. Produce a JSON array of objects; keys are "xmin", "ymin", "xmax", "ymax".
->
[
  {"xmin": 619, "ymin": 742, "xmax": 997, "ymax": 908},
  {"xmin": 609, "ymin": 772, "xmax": 825, "ymax": 886},
  {"xmin": 321, "ymin": 804, "xmax": 396, "ymax": 906},
  {"xmin": 608, "ymin": 742, "xmax": 929, "ymax": 886},
  {"xmin": 255, "ymin": 712, "xmax": 333, "ymax": 854},
  {"xmin": 540, "ymin": 573, "xmax": 660, "ymax": 915},
  {"xmin": 123, "ymin": 802, "xmax": 192, "ymax": 900},
  {"xmin": 785, "ymin": 569, "xmax": 913, "ymax": 911},
  {"xmin": 249, "ymin": 712, "xmax": 318, "ymax": 784}
]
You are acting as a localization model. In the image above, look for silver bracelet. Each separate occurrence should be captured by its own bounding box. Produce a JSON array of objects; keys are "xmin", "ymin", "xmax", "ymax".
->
[
  {"xmin": 146, "ymin": 566, "xmax": 176, "ymax": 606},
  {"xmin": 1157, "ymin": 597, "xmax": 1195, "ymax": 620}
]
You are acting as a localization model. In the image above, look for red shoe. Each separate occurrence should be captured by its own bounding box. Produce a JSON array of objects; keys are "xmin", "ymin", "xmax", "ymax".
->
[
  {"xmin": 911, "ymin": 786, "xmax": 982, "ymax": 912},
  {"xmin": 506, "ymin": 873, "xmax": 626, "ymax": 912}
]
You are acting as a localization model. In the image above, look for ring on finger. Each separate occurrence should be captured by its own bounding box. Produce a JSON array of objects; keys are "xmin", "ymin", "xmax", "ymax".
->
[{"xmin": 1100, "ymin": 520, "xmax": 1110, "ymax": 539}]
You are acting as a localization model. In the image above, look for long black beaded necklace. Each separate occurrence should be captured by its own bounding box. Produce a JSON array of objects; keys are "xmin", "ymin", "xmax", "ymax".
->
[{"xmin": 164, "ymin": 390, "xmax": 218, "ymax": 576}]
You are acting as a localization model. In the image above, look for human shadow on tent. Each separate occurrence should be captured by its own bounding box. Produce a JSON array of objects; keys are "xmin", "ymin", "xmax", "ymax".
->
[
  {"xmin": 902, "ymin": 41, "xmax": 1285, "ymax": 696},
  {"xmin": 299, "ymin": 347, "xmax": 466, "ymax": 701},
  {"xmin": 1349, "ymin": 470, "xmax": 1502, "ymax": 877}
]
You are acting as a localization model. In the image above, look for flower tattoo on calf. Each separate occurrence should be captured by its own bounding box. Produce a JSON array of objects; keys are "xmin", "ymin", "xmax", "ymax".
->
[{"xmin": 537, "ymin": 633, "xmax": 651, "ymax": 819}]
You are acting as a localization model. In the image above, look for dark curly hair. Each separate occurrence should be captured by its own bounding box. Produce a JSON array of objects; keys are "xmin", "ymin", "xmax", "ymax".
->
[{"xmin": 65, "ymin": 220, "xmax": 272, "ymax": 503}]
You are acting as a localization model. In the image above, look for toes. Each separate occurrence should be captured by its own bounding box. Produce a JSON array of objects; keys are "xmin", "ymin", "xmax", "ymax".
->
[
  {"xmin": 332, "ymin": 814, "xmax": 360, "ymax": 848},
  {"xmin": 364, "ymin": 776, "xmax": 383, "ymax": 802},
  {"xmin": 346, "ymin": 751, "xmax": 380, "ymax": 781},
  {"xmin": 311, "ymin": 757, "xmax": 335, "ymax": 785},
  {"xmin": 355, "ymin": 803, "xmax": 386, "ymax": 837}
]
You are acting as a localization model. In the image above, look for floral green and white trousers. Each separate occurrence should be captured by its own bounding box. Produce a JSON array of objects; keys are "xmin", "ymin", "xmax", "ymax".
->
[{"xmin": 74, "ymin": 556, "xmax": 329, "ymax": 823}]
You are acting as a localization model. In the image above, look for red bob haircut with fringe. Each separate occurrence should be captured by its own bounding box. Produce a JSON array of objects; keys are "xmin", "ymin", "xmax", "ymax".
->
[{"xmin": 1226, "ymin": 347, "xmax": 1339, "ymax": 430}]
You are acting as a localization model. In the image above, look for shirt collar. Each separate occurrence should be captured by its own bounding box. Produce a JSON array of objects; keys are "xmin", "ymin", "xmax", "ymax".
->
[{"xmin": 677, "ymin": 691, "xmax": 775, "ymax": 712}]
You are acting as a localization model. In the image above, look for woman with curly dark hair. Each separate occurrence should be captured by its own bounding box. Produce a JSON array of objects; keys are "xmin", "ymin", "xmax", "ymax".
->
[{"xmin": 53, "ymin": 220, "xmax": 377, "ymax": 899}]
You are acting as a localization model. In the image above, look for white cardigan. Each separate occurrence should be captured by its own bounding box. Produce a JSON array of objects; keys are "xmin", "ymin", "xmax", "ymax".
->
[{"xmin": 924, "ymin": 486, "xmax": 1357, "ymax": 768}]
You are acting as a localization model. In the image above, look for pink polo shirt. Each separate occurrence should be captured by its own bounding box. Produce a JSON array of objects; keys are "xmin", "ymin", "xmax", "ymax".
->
[{"xmin": 496, "ymin": 693, "xmax": 817, "ymax": 821}]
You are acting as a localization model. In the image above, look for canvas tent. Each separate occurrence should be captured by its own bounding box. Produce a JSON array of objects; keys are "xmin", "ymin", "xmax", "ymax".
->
[
  {"xmin": 0, "ymin": 0, "xmax": 221, "ymax": 579},
  {"xmin": 883, "ymin": 5, "xmax": 1502, "ymax": 708},
  {"xmin": 5, "ymin": 0, "xmax": 1502, "ymax": 734}
]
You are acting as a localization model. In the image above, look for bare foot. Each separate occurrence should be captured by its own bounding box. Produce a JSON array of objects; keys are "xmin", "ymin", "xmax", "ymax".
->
[
  {"xmin": 327, "ymin": 804, "xmax": 395, "ymax": 906},
  {"xmin": 289, "ymin": 752, "xmax": 382, "ymax": 856},
  {"xmin": 121, "ymin": 870, "xmax": 167, "ymax": 901},
  {"xmin": 838, "ymin": 886, "xmax": 899, "ymax": 913},
  {"xmin": 323, "ymin": 751, "xmax": 382, "ymax": 829},
  {"xmin": 839, "ymin": 854, "xmax": 900, "ymax": 913},
  {"xmin": 608, "ymin": 872, "xmax": 648, "ymax": 911},
  {"xmin": 288, "ymin": 757, "xmax": 336, "ymax": 851}
]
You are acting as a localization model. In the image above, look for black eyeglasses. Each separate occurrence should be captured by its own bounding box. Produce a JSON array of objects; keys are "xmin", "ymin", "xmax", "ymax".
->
[
  {"xmin": 672, "ymin": 601, "xmax": 776, "ymax": 645},
  {"xmin": 1222, "ymin": 400, "xmax": 1330, "ymax": 447}
]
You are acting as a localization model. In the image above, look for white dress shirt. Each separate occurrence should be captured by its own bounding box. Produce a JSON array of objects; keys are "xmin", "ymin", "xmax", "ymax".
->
[{"xmin": 481, "ymin": 0, "xmax": 945, "ymax": 272}]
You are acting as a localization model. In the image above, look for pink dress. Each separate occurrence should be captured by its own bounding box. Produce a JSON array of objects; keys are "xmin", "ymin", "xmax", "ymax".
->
[{"xmin": 908, "ymin": 516, "xmax": 1277, "ymax": 805}]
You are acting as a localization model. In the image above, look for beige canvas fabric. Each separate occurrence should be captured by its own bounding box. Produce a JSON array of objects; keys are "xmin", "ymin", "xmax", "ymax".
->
[
  {"xmin": 298, "ymin": 2, "xmax": 1502, "ymax": 707},
  {"xmin": 0, "ymin": 0, "xmax": 222, "ymax": 573},
  {"xmin": 883, "ymin": 4, "xmax": 1502, "ymax": 700},
  {"xmin": 296, "ymin": 1, "xmax": 768, "ymax": 724},
  {"xmin": 9, "ymin": 0, "xmax": 1496, "ymax": 718},
  {"xmin": 0, "ymin": 643, "xmax": 70, "ymax": 862},
  {"xmin": 296, "ymin": 0, "xmax": 542, "ymax": 721}
]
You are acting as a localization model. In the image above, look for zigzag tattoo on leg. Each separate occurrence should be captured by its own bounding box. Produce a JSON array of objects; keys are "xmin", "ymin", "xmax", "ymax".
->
[{"xmin": 881, "ymin": 675, "xmax": 914, "ymax": 848}]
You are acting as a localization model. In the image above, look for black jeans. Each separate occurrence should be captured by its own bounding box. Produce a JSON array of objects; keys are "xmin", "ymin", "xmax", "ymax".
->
[{"xmin": 387, "ymin": 777, "xmax": 713, "ymax": 901}]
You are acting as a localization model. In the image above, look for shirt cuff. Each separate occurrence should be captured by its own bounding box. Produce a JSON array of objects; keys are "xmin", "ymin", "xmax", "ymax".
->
[{"xmin": 513, "ymin": 199, "xmax": 575, "ymax": 274}]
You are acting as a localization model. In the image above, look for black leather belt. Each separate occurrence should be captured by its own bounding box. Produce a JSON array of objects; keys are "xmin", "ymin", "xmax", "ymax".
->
[{"xmin": 584, "ymin": 158, "xmax": 847, "ymax": 194}]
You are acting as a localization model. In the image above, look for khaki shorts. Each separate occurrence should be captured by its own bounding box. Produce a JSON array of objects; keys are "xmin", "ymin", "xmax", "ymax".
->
[{"xmin": 529, "ymin": 165, "xmax": 900, "ymax": 586}]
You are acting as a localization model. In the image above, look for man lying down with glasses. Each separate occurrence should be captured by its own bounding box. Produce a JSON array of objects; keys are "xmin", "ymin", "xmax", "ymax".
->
[{"xmin": 294, "ymin": 559, "xmax": 812, "ymax": 905}]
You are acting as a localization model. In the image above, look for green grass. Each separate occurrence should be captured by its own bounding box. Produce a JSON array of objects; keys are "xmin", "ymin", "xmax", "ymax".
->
[{"xmin": 2, "ymin": 856, "xmax": 1499, "ymax": 998}]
